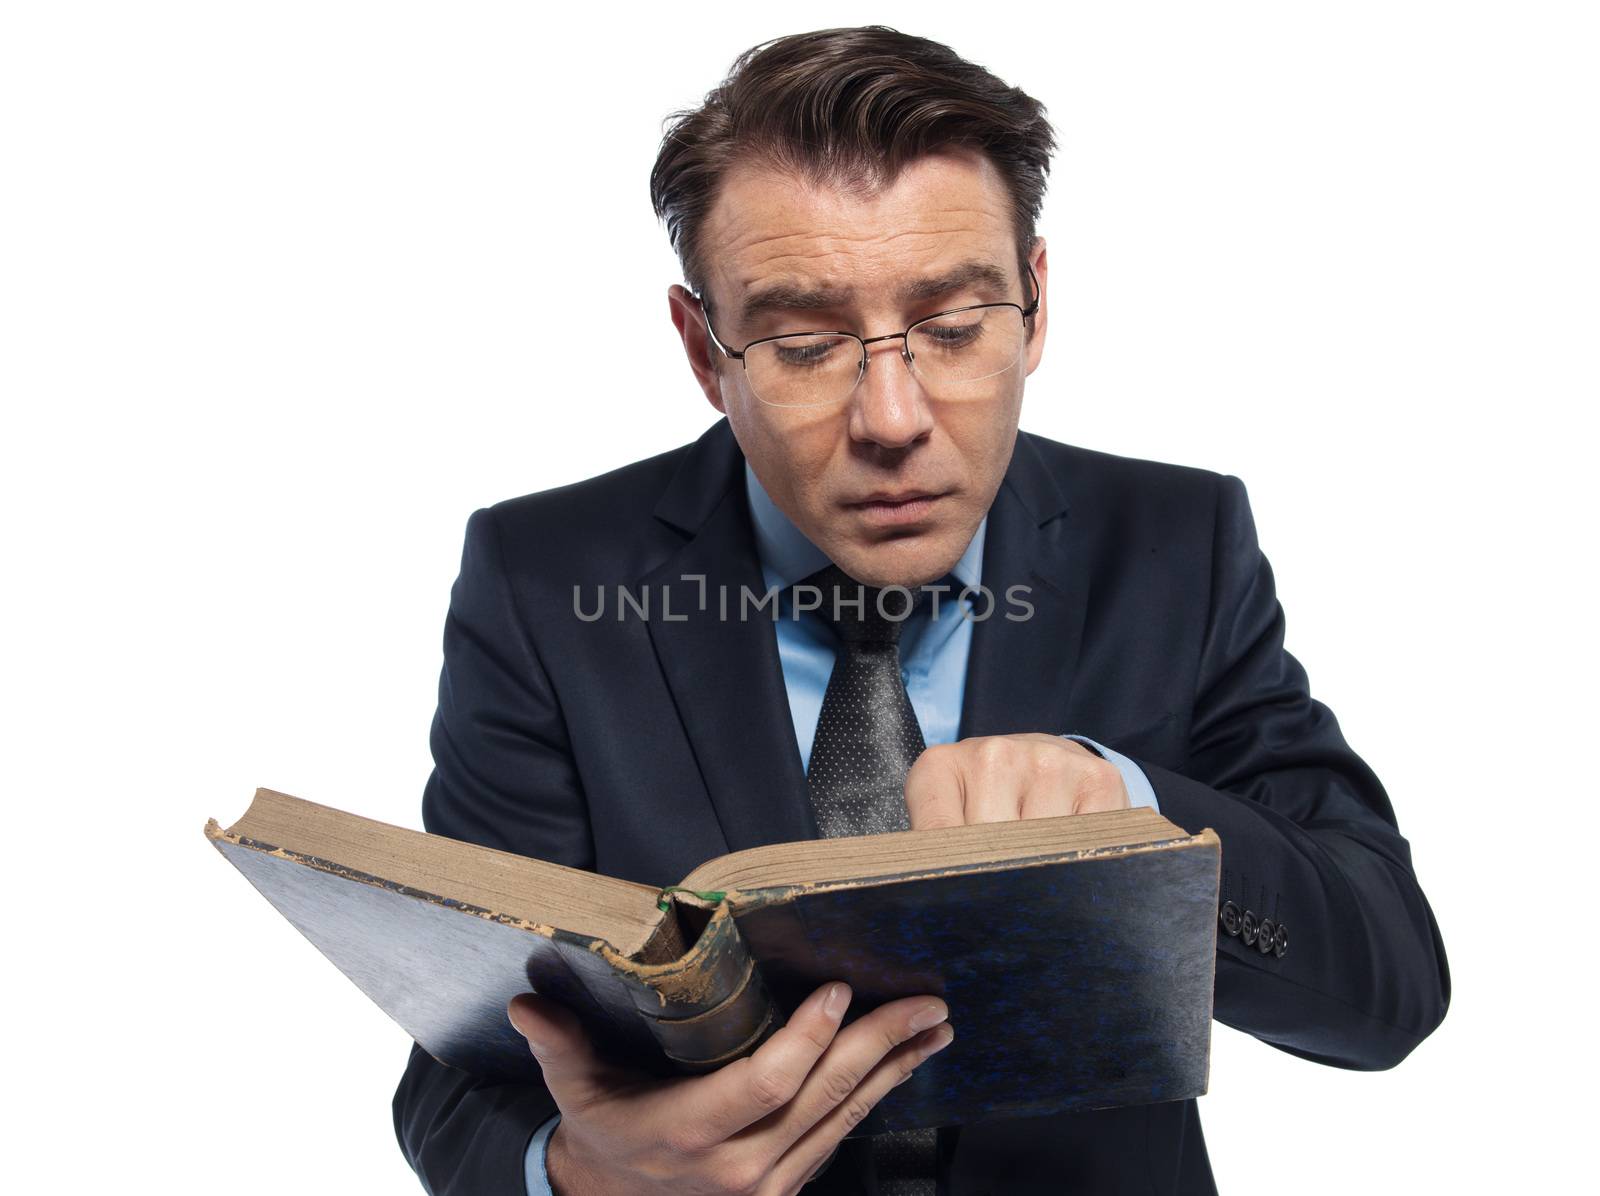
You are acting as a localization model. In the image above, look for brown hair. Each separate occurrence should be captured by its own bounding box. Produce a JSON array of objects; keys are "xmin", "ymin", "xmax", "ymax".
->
[{"xmin": 650, "ymin": 25, "xmax": 1058, "ymax": 307}]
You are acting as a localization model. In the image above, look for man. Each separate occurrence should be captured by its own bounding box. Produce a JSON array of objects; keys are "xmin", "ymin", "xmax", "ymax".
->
[{"xmin": 393, "ymin": 25, "xmax": 1450, "ymax": 1196}]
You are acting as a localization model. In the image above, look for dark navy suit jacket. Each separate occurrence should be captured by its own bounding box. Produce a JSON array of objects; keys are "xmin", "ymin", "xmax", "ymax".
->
[{"xmin": 392, "ymin": 418, "xmax": 1451, "ymax": 1194}]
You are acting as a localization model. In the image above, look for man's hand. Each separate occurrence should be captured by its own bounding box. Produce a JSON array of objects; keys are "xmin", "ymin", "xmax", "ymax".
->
[
  {"xmin": 508, "ymin": 981, "xmax": 954, "ymax": 1196},
  {"xmin": 904, "ymin": 733, "xmax": 1130, "ymax": 829}
]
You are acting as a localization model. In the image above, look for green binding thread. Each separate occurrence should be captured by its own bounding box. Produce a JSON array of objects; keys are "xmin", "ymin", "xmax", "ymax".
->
[{"xmin": 656, "ymin": 886, "xmax": 727, "ymax": 912}]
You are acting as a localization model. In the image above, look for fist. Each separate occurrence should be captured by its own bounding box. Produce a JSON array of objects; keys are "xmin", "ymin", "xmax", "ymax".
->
[{"xmin": 904, "ymin": 733, "xmax": 1129, "ymax": 829}]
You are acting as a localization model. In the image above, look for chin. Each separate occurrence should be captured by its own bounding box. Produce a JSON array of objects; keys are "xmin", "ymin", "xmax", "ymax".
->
[{"xmin": 835, "ymin": 534, "xmax": 965, "ymax": 590}]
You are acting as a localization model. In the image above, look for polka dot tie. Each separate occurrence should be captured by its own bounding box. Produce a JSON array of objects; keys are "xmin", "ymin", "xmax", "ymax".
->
[
  {"xmin": 798, "ymin": 564, "xmax": 938, "ymax": 1194},
  {"xmin": 802, "ymin": 564, "xmax": 927, "ymax": 837}
]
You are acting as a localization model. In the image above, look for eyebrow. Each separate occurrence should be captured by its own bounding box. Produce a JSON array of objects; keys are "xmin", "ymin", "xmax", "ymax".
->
[{"xmin": 735, "ymin": 259, "xmax": 1014, "ymax": 328}]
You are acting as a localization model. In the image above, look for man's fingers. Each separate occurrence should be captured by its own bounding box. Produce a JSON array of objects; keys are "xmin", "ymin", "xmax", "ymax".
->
[
  {"xmin": 767, "ymin": 1020, "xmax": 956, "ymax": 1193},
  {"xmin": 965, "ymin": 735, "xmax": 1030, "ymax": 822},
  {"xmin": 507, "ymin": 992, "xmax": 604, "ymax": 1108},
  {"xmin": 909, "ymin": 734, "xmax": 1130, "ymax": 826},
  {"xmin": 1068, "ymin": 751, "xmax": 1130, "ymax": 814},
  {"xmin": 904, "ymin": 745, "xmax": 966, "ymax": 829},
  {"xmin": 744, "ymin": 993, "xmax": 951, "ymax": 1165},
  {"xmin": 1015, "ymin": 737, "xmax": 1081, "ymax": 820},
  {"xmin": 685, "ymin": 980, "xmax": 853, "ymax": 1144}
]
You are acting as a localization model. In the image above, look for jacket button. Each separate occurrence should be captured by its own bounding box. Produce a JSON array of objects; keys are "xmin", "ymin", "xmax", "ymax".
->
[
  {"xmin": 1257, "ymin": 918, "xmax": 1276, "ymax": 955},
  {"xmin": 1241, "ymin": 910, "xmax": 1259, "ymax": 946},
  {"xmin": 1220, "ymin": 901, "xmax": 1241, "ymax": 936},
  {"xmin": 1273, "ymin": 923, "xmax": 1289, "ymax": 958}
]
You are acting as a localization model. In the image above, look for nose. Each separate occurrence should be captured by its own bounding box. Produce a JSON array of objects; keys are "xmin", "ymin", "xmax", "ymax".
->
[{"xmin": 847, "ymin": 335, "xmax": 934, "ymax": 450}]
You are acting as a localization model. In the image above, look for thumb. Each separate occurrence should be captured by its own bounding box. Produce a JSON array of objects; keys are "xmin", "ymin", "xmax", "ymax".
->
[{"xmin": 507, "ymin": 992, "xmax": 598, "ymax": 1102}]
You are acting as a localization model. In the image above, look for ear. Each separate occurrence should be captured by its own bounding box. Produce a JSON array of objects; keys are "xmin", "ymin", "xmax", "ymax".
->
[
  {"xmin": 1023, "ymin": 237, "xmax": 1048, "ymax": 378},
  {"xmin": 668, "ymin": 284, "xmax": 728, "ymax": 414}
]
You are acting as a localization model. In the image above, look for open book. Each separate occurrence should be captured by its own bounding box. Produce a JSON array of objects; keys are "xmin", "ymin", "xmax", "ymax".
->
[{"xmin": 207, "ymin": 788, "xmax": 1220, "ymax": 1135}]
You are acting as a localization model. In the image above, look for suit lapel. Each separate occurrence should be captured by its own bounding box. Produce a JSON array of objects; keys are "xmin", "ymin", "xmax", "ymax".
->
[
  {"xmin": 958, "ymin": 431, "xmax": 1089, "ymax": 742},
  {"xmin": 642, "ymin": 423, "xmax": 1090, "ymax": 854},
  {"xmin": 641, "ymin": 420, "xmax": 820, "ymax": 855}
]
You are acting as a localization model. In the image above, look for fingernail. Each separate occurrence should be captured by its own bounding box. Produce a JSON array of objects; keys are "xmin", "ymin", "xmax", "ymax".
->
[
  {"xmin": 825, "ymin": 983, "xmax": 850, "ymax": 1018},
  {"xmin": 921, "ymin": 1024, "xmax": 955, "ymax": 1056},
  {"xmin": 908, "ymin": 1002, "xmax": 948, "ymax": 1032},
  {"xmin": 507, "ymin": 1001, "xmax": 548, "ymax": 1057}
]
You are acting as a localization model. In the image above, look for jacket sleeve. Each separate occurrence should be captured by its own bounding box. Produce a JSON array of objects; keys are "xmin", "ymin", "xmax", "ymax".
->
[
  {"xmin": 1135, "ymin": 474, "xmax": 1451, "ymax": 1071},
  {"xmin": 392, "ymin": 505, "xmax": 593, "ymax": 1194}
]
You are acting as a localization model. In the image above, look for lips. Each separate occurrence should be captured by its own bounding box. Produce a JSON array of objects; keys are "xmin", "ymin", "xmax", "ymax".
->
[
  {"xmin": 847, "ymin": 490, "xmax": 942, "ymax": 506},
  {"xmin": 844, "ymin": 490, "xmax": 947, "ymax": 526}
]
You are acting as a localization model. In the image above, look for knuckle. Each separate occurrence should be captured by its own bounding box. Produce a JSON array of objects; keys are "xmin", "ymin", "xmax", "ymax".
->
[
  {"xmin": 1029, "ymin": 746, "xmax": 1066, "ymax": 783},
  {"xmin": 840, "ymin": 1092, "xmax": 879, "ymax": 1132},
  {"xmin": 715, "ymin": 1157, "xmax": 769, "ymax": 1196},
  {"xmin": 882, "ymin": 1018, "xmax": 916, "ymax": 1052},
  {"xmin": 806, "ymin": 1027, "xmax": 839, "ymax": 1056},
  {"xmin": 1085, "ymin": 758, "xmax": 1122, "ymax": 798},
  {"xmin": 746, "ymin": 1064, "xmax": 797, "ymax": 1113},
  {"xmin": 820, "ymin": 1063, "xmax": 861, "ymax": 1105},
  {"xmin": 795, "ymin": 1015, "xmax": 839, "ymax": 1054},
  {"xmin": 974, "ymin": 737, "xmax": 1008, "ymax": 770},
  {"xmin": 660, "ymin": 1121, "xmax": 709, "ymax": 1159}
]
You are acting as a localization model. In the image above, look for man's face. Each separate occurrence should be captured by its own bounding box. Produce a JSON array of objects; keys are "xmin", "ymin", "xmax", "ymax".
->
[{"xmin": 668, "ymin": 147, "xmax": 1049, "ymax": 589}]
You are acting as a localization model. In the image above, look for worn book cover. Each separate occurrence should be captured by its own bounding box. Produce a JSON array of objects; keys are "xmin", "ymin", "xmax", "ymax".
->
[{"xmin": 207, "ymin": 788, "xmax": 1219, "ymax": 1136}]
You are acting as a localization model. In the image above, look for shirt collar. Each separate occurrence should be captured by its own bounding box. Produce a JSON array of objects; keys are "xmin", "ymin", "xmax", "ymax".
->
[{"xmin": 744, "ymin": 461, "xmax": 986, "ymax": 593}]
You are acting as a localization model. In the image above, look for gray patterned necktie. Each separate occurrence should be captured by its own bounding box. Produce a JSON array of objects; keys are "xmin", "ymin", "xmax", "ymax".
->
[{"xmin": 799, "ymin": 563, "xmax": 939, "ymax": 1194}]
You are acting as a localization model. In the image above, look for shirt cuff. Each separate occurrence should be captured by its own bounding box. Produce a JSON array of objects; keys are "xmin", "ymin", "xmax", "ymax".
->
[
  {"xmin": 524, "ymin": 1112, "xmax": 562, "ymax": 1196},
  {"xmin": 1062, "ymin": 734, "xmax": 1161, "ymax": 814}
]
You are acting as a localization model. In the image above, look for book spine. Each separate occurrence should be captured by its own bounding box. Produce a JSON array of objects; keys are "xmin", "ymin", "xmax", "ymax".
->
[{"xmin": 604, "ymin": 902, "xmax": 779, "ymax": 1072}]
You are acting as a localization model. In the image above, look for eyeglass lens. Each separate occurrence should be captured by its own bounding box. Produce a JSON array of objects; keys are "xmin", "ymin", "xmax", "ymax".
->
[{"xmin": 742, "ymin": 306, "xmax": 1027, "ymax": 408}]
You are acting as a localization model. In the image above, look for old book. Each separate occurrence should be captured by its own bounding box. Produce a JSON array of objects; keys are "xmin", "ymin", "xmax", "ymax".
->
[{"xmin": 206, "ymin": 788, "xmax": 1220, "ymax": 1136}]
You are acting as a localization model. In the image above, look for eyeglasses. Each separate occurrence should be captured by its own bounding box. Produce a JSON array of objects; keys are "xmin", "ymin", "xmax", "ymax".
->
[{"xmin": 695, "ymin": 262, "xmax": 1040, "ymax": 408}]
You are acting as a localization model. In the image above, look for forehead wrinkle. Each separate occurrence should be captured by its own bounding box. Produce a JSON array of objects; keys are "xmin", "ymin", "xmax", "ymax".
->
[
  {"xmin": 705, "ymin": 148, "xmax": 1013, "ymax": 276},
  {"xmin": 723, "ymin": 222, "xmax": 995, "ymax": 298},
  {"xmin": 721, "ymin": 209, "xmax": 995, "ymax": 265}
]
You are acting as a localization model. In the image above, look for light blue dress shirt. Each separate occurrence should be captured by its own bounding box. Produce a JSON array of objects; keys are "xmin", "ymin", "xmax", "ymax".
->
[{"xmin": 523, "ymin": 464, "xmax": 1159, "ymax": 1193}]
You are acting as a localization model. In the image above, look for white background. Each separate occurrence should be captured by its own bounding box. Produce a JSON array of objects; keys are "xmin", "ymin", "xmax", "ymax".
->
[{"xmin": 4, "ymin": 3, "xmax": 1595, "ymax": 1192}]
